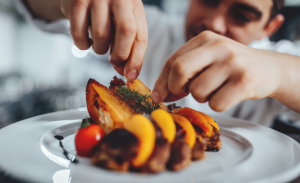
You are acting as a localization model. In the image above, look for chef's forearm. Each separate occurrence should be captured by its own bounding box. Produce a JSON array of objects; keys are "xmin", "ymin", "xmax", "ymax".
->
[
  {"xmin": 270, "ymin": 54, "xmax": 300, "ymax": 113},
  {"xmin": 24, "ymin": 0, "xmax": 65, "ymax": 21}
]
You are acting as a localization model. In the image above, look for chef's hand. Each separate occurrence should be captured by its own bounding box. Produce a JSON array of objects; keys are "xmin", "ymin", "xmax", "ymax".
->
[
  {"xmin": 61, "ymin": 0, "xmax": 148, "ymax": 81},
  {"xmin": 152, "ymin": 31, "xmax": 284, "ymax": 112}
]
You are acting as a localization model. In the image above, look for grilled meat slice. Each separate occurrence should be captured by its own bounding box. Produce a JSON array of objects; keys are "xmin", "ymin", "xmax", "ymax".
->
[
  {"xmin": 139, "ymin": 137, "xmax": 170, "ymax": 173},
  {"xmin": 173, "ymin": 122, "xmax": 206, "ymax": 161},
  {"xmin": 193, "ymin": 124, "xmax": 221, "ymax": 152},
  {"xmin": 167, "ymin": 123, "xmax": 191, "ymax": 171},
  {"xmin": 175, "ymin": 123, "xmax": 186, "ymax": 139},
  {"xmin": 191, "ymin": 137, "xmax": 206, "ymax": 160},
  {"xmin": 109, "ymin": 76, "xmax": 126, "ymax": 90},
  {"xmin": 167, "ymin": 103, "xmax": 182, "ymax": 111},
  {"xmin": 167, "ymin": 137, "xmax": 191, "ymax": 171},
  {"xmin": 93, "ymin": 114, "xmax": 171, "ymax": 173},
  {"xmin": 91, "ymin": 129, "xmax": 138, "ymax": 172},
  {"xmin": 207, "ymin": 127, "xmax": 222, "ymax": 151}
]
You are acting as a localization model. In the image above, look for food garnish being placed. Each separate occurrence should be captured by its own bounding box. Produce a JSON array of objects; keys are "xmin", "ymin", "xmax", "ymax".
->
[{"xmin": 77, "ymin": 76, "xmax": 221, "ymax": 173}]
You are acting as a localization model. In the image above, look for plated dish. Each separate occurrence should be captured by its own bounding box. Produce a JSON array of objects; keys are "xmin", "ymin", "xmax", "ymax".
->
[
  {"xmin": 0, "ymin": 78, "xmax": 300, "ymax": 182},
  {"xmin": 82, "ymin": 77, "xmax": 222, "ymax": 173}
]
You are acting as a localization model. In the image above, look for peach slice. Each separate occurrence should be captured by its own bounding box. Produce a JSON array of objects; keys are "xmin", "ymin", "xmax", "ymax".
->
[
  {"xmin": 123, "ymin": 114, "xmax": 156, "ymax": 168},
  {"xmin": 126, "ymin": 79, "xmax": 169, "ymax": 111},
  {"xmin": 172, "ymin": 107, "xmax": 213, "ymax": 137},
  {"xmin": 170, "ymin": 114, "xmax": 196, "ymax": 148},
  {"xmin": 151, "ymin": 109, "xmax": 176, "ymax": 143},
  {"xmin": 198, "ymin": 112, "xmax": 219, "ymax": 130},
  {"xmin": 86, "ymin": 79, "xmax": 136, "ymax": 133}
]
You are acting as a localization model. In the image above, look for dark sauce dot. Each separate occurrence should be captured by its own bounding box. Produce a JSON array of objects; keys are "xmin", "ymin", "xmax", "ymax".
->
[
  {"xmin": 54, "ymin": 135, "xmax": 64, "ymax": 140},
  {"xmin": 54, "ymin": 135, "xmax": 78, "ymax": 164}
]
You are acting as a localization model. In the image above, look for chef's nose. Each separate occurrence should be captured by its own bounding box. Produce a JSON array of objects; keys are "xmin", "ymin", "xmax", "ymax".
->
[{"xmin": 204, "ymin": 13, "xmax": 227, "ymax": 35}]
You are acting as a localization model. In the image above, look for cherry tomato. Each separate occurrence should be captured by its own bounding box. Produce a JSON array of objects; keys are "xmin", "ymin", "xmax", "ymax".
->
[{"xmin": 75, "ymin": 118, "xmax": 105, "ymax": 157}]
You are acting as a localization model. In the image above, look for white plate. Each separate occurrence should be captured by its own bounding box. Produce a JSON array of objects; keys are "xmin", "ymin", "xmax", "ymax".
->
[{"xmin": 0, "ymin": 108, "xmax": 300, "ymax": 183}]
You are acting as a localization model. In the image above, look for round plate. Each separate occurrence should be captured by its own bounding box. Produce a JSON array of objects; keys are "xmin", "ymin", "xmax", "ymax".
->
[{"xmin": 0, "ymin": 108, "xmax": 300, "ymax": 183}]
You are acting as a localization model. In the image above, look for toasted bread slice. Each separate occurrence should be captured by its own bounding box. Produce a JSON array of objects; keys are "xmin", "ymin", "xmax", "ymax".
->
[{"xmin": 86, "ymin": 79, "xmax": 136, "ymax": 133}]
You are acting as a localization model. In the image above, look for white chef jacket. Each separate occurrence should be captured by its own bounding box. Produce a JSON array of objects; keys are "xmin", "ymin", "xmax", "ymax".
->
[{"xmin": 14, "ymin": 0, "xmax": 300, "ymax": 127}]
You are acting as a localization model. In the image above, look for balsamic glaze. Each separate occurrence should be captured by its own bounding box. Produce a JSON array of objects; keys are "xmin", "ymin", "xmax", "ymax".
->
[
  {"xmin": 54, "ymin": 135, "xmax": 64, "ymax": 140},
  {"xmin": 54, "ymin": 135, "xmax": 78, "ymax": 164}
]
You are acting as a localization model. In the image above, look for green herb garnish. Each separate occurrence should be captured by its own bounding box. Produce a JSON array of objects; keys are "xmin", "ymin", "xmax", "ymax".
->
[{"xmin": 116, "ymin": 86, "xmax": 160, "ymax": 114}]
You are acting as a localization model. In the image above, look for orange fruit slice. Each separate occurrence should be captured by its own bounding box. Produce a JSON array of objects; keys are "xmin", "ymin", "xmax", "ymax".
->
[
  {"xmin": 122, "ymin": 114, "xmax": 156, "ymax": 167},
  {"xmin": 151, "ymin": 109, "xmax": 176, "ymax": 143},
  {"xmin": 171, "ymin": 114, "xmax": 196, "ymax": 148},
  {"xmin": 173, "ymin": 107, "xmax": 213, "ymax": 137},
  {"xmin": 198, "ymin": 112, "xmax": 219, "ymax": 130}
]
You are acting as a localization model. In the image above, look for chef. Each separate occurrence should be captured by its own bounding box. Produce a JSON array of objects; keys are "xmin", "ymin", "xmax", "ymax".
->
[{"xmin": 14, "ymin": 0, "xmax": 300, "ymax": 126}]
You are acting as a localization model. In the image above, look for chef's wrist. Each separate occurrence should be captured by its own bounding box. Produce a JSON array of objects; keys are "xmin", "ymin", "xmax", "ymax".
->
[{"xmin": 268, "ymin": 54, "xmax": 300, "ymax": 112}]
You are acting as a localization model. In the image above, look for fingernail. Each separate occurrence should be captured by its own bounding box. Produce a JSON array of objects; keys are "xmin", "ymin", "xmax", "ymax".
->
[
  {"xmin": 126, "ymin": 69, "xmax": 138, "ymax": 81},
  {"xmin": 152, "ymin": 91, "xmax": 161, "ymax": 103}
]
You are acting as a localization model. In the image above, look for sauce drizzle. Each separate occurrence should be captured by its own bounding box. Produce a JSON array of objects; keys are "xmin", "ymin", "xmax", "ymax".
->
[{"xmin": 54, "ymin": 135, "xmax": 79, "ymax": 164}]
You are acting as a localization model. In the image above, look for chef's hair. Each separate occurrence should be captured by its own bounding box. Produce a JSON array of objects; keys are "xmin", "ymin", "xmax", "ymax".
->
[{"xmin": 270, "ymin": 0, "xmax": 284, "ymax": 20}]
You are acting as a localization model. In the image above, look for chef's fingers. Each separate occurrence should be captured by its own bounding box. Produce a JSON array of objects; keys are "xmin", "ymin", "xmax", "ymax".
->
[
  {"xmin": 163, "ymin": 93, "xmax": 188, "ymax": 103},
  {"xmin": 152, "ymin": 60, "xmax": 172, "ymax": 103},
  {"xmin": 152, "ymin": 31, "xmax": 223, "ymax": 103},
  {"xmin": 91, "ymin": 0, "xmax": 111, "ymax": 54},
  {"xmin": 162, "ymin": 59, "xmax": 231, "ymax": 103},
  {"xmin": 151, "ymin": 49, "xmax": 196, "ymax": 103},
  {"xmin": 109, "ymin": 23, "xmax": 126, "ymax": 75},
  {"xmin": 69, "ymin": 0, "xmax": 92, "ymax": 50},
  {"xmin": 165, "ymin": 31, "xmax": 219, "ymax": 65},
  {"xmin": 208, "ymin": 72, "xmax": 251, "ymax": 112},
  {"xmin": 124, "ymin": 1, "xmax": 148, "ymax": 81},
  {"xmin": 110, "ymin": 1, "xmax": 137, "ymax": 66},
  {"xmin": 111, "ymin": 61, "xmax": 125, "ymax": 76},
  {"xmin": 151, "ymin": 39, "xmax": 195, "ymax": 103},
  {"xmin": 167, "ymin": 42, "xmax": 231, "ymax": 100},
  {"xmin": 189, "ymin": 62, "xmax": 232, "ymax": 103}
]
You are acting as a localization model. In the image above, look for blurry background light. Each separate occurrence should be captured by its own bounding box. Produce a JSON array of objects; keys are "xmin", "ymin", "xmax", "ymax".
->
[
  {"xmin": 56, "ymin": 94, "xmax": 68, "ymax": 111},
  {"xmin": 71, "ymin": 45, "xmax": 88, "ymax": 58},
  {"xmin": 52, "ymin": 169, "xmax": 71, "ymax": 183},
  {"xmin": 19, "ymin": 76, "xmax": 34, "ymax": 94},
  {"xmin": 65, "ymin": 96, "xmax": 81, "ymax": 110},
  {"xmin": 35, "ymin": 76, "xmax": 51, "ymax": 90},
  {"xmin": 5, "ymin": 76, "xmax": 21, "ymax": 102}
]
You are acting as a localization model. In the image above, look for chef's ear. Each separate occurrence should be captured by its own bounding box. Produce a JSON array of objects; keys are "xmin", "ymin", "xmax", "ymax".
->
[{"xmin": 258, "ymin": 14, "xmax": 285, "ymax": 39}]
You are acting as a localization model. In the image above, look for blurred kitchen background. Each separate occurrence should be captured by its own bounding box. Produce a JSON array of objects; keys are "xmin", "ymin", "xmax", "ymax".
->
[
  {"xmin": 1, "ymin": 1, "xmax": 300, "ymax": 183},
  {"xmin": 0, "ymin": 0, "xmax": 300, "ymax": 130}
]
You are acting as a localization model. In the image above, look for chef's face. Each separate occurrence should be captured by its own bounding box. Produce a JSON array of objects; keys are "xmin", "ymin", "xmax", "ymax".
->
[{"xmin": 185, "ymin": 0, "xmax": 276, "ymax": 45}]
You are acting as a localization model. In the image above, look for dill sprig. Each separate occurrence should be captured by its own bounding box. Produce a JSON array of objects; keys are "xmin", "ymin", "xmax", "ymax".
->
[{"xmin": 116, "ymin": 86, "xmax": 160, "ymax": 114}]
